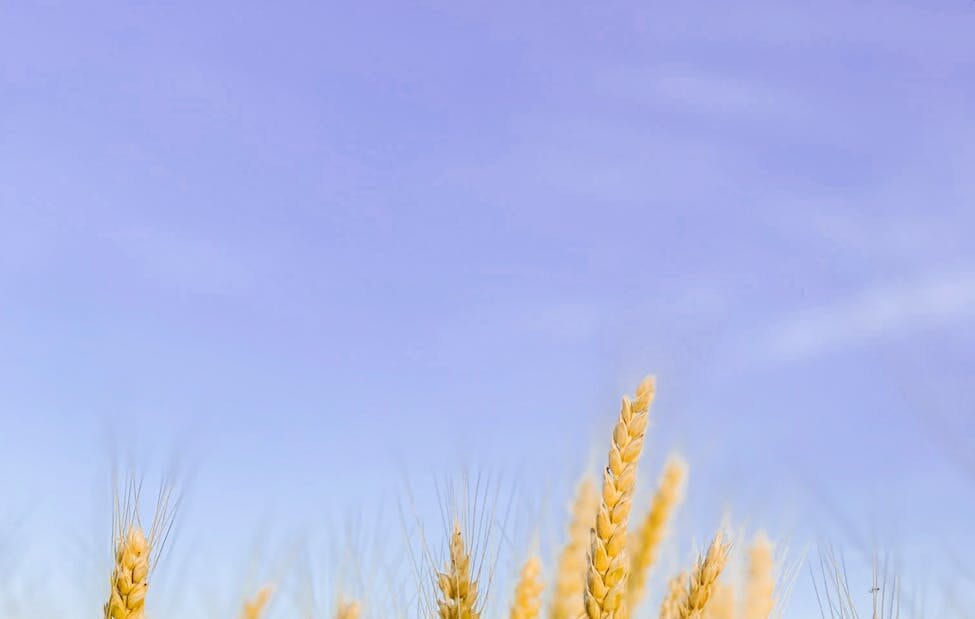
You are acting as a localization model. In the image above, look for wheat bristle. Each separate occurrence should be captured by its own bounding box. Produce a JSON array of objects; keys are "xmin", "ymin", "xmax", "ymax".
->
[
  {"xmin": 626, "ymin": 456, "xmax": 687, "ymax": 610},
  {"xmin": 677, "ymin": 531, "xmax": 732, "ymax": 619},
  {"xmin": 104, "ymin": 526, "xmax": 150, "ymax": 619},
  {"xmin": 510, "ymin": 555, "xmax": 544, "ymax": 619},
  {"xmin": 437, "ymin": 521, "xmax": 480, "ymax": 619},
  {"xmin": 743, "ymin": 533, "xmax": 774, "ymax": 619},
  {"xmin": 584, "ymin": 376, "xmax": 656, "ymax": 619},
  {"xmin": 549, "ymin": 476, "xmax": 599, "ymax": 619}
]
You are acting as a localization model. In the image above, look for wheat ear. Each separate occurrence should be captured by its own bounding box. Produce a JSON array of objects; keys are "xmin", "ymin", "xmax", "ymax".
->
[
  {"xmin": 104, "ymin": 478, "xmax": 178, "ymax": 619},
  {"xmin": 584, "ymin": 376, "xmax": 656, "ymax": 619},
  {"xmin": 678, "ymin": 531, "xmax": 731, "ymax": 619},
  {"xmin": 549, "ymin": 476, "xmax": 599, "ymax": 619},
  {"xmin": 510, "ymin": 555, "xmax": 544, "ymax": 619},
  {"xmin": 625, "ymin": 456, "xmax": 687, "ymax": 610},
  {"xmin": 659, "ymin": 572, "xmax": 687, "ymax": 619},
  {"xmin": 743, "ymin": 533, "xmax": 774, "ymax": 619},
  {"xmin": 240, "ymin": 585, "xmax": 274, "ymax": 619},
  {"xmin": 104, "ymin": 526, "xmax": 150, "ymax": 619},
  {"xmin": 335, "ymin": 600, "xmax": 361, "ymax": 619},
  {"xmin": 437, "ymin": 521, "xmax": 480, "ymax": 619}
]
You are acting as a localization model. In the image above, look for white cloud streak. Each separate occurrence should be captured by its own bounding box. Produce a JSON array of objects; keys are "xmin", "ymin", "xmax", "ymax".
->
[{"xmin": 763, "ymin": 269, "xmax": 975, "ymax": 363}]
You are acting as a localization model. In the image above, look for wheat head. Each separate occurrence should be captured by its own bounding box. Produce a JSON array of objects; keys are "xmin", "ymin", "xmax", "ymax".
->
[
  {"xmin": 436, "ymin": 521, "xmax": 480, "ymax": 619},
  {"xmin": 678, "ymin": 531, "xmax": 731, "ymax": 619},
  {"xmin": 625, "ymin": 456, "xmax": 687, "ymax": 610},
  {"xmin": 335, "ymin": 600, "xmax": 361, "ymax": 619},
  {"xmin": 240, "ymin": 585, "xmax": 274, "ymax": 619},
  {"xmin": 743, "ymin": 533, "xmax": 774, "ymax": 619},
  {"xmin": 510, "ymin": 555, "xmax": 544, "ymax": 619},
  {"xmin": 104, "ymin": 526, "xmax": 150, "ymax": 619},
  {"xmin": 549, "ymin": 476, "xmax": 598, "ymax": 619},
  {"xmin": 659, "ymin": 572, "xmax": 687, "ymax": 619},
  {"xmin": 584, "ymin": 376, "xmax": 656, "ymax": 619}
]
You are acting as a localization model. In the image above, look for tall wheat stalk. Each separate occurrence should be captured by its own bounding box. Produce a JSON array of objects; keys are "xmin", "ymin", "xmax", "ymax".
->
[
  {"xmin": 549, "ymin": 476, "xmax": 599, "ymax": 619},
  {"xmin": 584, "ymin": 376, "xmax": 656, "ymax": 619},
  {"xmin": 626, "ymin": 457, "xmax": 687, "ymax": 611},
  {"xmin": 743, "ymin": 534, "xmax": 774, "ymax": 619},
  {"xmin": 436, "ymin": 522, "xmax": 480, "ymax": 619},
  {"xmin": 509, "ymin": 555, "xmax": 543, "ymax": 619}
]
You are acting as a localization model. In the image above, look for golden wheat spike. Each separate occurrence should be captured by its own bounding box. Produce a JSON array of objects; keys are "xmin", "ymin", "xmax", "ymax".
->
[
  {"xmin": 240, "ymin": 585, "xmax": 274, "ymax": 619},
  {"xmin": 104, "ymin": 526, "xmax": 150, "ymax": 619},
  {"xmin": 658, "ymin": 572, "xmax": 687, "ymax": 619},
  {"xmin": 584, "ymin": 376, "xmax": 656, "ymax": 619},
  {"xmin": 625, "ymin": 456, "xmax": 687, "ymax": 610},
  {"xmin": 743, "ymin": 533, "xmax": 774, "ymax": 619},
  {"xmin": 335, "ymin": 600, "xmax": 361, "ymax": 619},
  {"xmin": 437, "ymin": 521, "xmax": 480, "ymax": 619},
  {"xmin": 510, "ymin": 555, "xmax": 544, "ymax": 619},
  {"xmin": 549, "ymin": 476, "xmax": 599, "ymax": 619},
  {"xmin": 678, "ymin": 531, "xmax": 732, "ymax": 619}
]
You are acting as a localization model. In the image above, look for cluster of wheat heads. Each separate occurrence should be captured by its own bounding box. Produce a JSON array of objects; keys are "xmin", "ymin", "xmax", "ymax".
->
[
  {"xmin": 572, "ymin": 376, "xmax": 777, "ymax": 619},
  {"xmin": 97, "ymin": 375, "xmax": 781, "ymax": 619}
]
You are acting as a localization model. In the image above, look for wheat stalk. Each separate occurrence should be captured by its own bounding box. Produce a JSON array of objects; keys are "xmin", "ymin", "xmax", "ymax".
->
[
  {"xmin": 240, "ymin": 585, "xmax": 274, "ymax": 619},
  {"xmin": 659, "ymin": 572, "xmax": 688, "ymax": 619},
  {"xmin": 436, "ymin": 521, "xmax": 480, "ymax": 619},
  {"xmin": 549, "ymin": 476, "xmax": 599, "ymax": 619},
  {"xmin": 509, "ymin": 555, "xmax": 544, "ymax": 619},
  {"xmin": 743, "ymin": 534, "xmax": 774, "ymax": 619},
  {"xmin": 584, "ymin": 376, "xmax": 656, "ymax": 619},
  {"xmin": 625, "ymin": 456, "xmax": 687, "ymax": 610},
  {"xmin": 335, "ymin": 600, "xmax": 361, "ymax": 619},
  {"xmin": 677, "ymin": 531, "xmax": 732, "ymax": 619}
]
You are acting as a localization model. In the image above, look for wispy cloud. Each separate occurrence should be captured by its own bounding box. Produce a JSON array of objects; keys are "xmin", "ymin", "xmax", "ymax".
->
[{"xmin": 762, "ymin": 269, "xmax": 975, "ymax": 363}]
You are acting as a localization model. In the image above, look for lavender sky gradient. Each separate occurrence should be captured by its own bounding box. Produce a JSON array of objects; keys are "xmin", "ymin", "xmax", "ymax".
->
[{"xmin": 2, "ymin": 1, "xmax": 974, "ymax": 617}]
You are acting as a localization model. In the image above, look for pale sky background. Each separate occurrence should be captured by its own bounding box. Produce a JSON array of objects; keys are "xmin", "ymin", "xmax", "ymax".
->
[{"xmin": 1, "ymin": 1, "xmax": 974, "ymax": 618}]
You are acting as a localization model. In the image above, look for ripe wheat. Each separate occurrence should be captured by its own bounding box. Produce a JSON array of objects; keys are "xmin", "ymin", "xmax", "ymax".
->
[
  {"xmin": 436, "ymin": 522, "xmax": 480, "ymax": 619},
  {"xmin": 104, "ymin": 526, "xmax": 150, "ymax": 619},
  {"xmin": 550, "ymin": 476, "xmax": 599, "ymax": 619},
  {"xmin": 240, "ymin": 585, "xmax": 274, "ymax": 619},
  {"xmin": 584, "ymin": 376, "xmax": 656, "ymax": 619},
  {"xmin": 659, "ymin": 572, "xmax": 687, "ymax": 619},
  {"xmin": 626, "ymin": 456, "xmax": 687, "ymax": 611},
  {"xmin": 335, "ymin": 600, "xmax": 361, "ymax": 619},
  {"xmin": 743, "ymin": 533, "xmax": 774, "ymax": 619},
  {"xmin": 677, "ymin": 531, "xmax": 731, "ymax": 619},
  {"xmin": 509, "ymin": 555, "xmax": 543, "ymax": 619}
]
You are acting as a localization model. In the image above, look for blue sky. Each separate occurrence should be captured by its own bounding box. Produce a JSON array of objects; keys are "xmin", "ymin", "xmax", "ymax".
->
[{"xmin": 1, "ymin": 1, "xmax": 974, "ymax": 617}]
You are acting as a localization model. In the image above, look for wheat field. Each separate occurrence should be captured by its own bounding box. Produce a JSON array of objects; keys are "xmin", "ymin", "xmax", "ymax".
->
[
  {"xmin": 49, "ymin": 377, "xmax": 851, "ymax": 618},
  {"xmin": 0, "ymin": 375, "xmax": 950, "ymax": 619}
]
